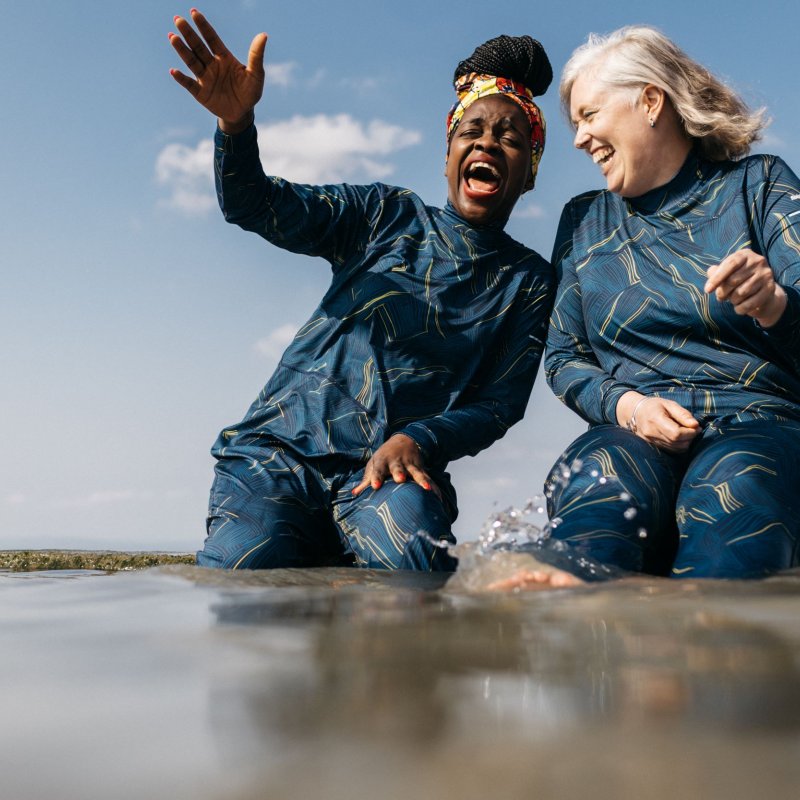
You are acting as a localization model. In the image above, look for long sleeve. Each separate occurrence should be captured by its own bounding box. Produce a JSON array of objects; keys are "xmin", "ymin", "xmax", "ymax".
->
[
  {"xmin": 544, "ymin": 204, "xmax": 633, "ymax": 425},
  {"xmin": 399, "ymin": 269, "xmax": 555, "ymax": 463},
  {"xmin": 214, "ymin": 123, "xmax": 373, "ymax": 269},
  {"xmin": 752, "ymin": 156, "xmax": 800, "ymax": 370}
]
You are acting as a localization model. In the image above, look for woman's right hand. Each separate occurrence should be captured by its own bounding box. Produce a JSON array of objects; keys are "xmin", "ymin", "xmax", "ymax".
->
[
  {"xmin": 169, "ymin": 9, "xmax": 267, "ymax": 133},
  {"xmin": 616, "ymin": 392, "xmax": 701, "ymax": 453}
]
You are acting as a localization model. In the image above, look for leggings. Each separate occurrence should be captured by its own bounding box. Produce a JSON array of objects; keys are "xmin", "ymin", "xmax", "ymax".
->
[
  {"xmin": 197, "ymin": 444, "xmax": 457, "ymax": 571},
  {"xmin": 545, "ymin": 419, "xmax": 800, "ymax": 578}
]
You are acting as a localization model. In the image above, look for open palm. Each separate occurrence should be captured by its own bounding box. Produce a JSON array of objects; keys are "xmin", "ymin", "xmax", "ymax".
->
[{"xmin": 169, "ymin": 10, "xmax": 267, "ymax": 128}]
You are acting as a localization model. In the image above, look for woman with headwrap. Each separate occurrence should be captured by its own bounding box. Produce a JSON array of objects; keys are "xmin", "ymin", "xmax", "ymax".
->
[{"xmin": 168, "ymin": 10, "xmax": 554, "ymax": 570}]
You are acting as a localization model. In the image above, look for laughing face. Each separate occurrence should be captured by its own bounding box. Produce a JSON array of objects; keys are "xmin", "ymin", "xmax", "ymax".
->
[
  {"xmin": 570, "ymin": 72, "xmax": 670, "ymax": 198},
  {"xmin": 446, "ymin": 94, "xmax": 533, "ymax": 226}
]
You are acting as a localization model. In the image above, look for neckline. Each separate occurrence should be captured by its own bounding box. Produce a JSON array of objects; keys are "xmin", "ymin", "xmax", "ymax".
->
[{"xmin": 625, "ymin": 150, "xmax": 706, "ymax": 216}]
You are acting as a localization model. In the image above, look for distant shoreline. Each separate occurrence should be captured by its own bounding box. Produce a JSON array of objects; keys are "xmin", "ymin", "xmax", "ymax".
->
[{"xmin": 0, "ymin": 550, "xmax": 195, "ymax": 572}]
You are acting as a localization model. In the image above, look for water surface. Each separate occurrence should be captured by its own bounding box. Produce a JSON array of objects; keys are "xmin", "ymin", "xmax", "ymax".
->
[{"xmin": 2, "ymin": 561, "xmax": 800, "ymax": 799}]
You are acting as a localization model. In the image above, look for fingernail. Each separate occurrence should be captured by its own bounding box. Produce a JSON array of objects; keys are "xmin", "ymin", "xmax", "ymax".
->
[{"xmin": 423, "ymin": 482, "xmax": 431, "ymax": 490}]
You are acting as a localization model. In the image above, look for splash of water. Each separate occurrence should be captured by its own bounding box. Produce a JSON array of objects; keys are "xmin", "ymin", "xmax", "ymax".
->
[{"xmin": 416, "ymin": 457, "xmax": 635, "ymax": 588}]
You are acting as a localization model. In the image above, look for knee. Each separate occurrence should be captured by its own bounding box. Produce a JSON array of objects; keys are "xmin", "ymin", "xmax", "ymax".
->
[{"xmin": 343, "ymin": 481, "xmax": 456, "ymax": 571}]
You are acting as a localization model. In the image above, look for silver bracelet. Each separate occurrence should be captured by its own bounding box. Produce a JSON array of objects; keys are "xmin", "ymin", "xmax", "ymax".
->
[{"xmin": 625, "ymin": 396, "xmax": 652, "ymax": 434}]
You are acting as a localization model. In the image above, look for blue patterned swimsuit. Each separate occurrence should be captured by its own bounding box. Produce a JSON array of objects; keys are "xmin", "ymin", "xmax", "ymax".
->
[
  {"xmin": 199, "ymin": 124, "xmax": 555, "ymax": 570},
  {"xmin": 542, "ymin": 151, "xmax": 800, "ymax": 578}
]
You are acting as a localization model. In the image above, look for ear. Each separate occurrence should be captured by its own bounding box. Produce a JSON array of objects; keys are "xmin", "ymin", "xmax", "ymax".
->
[{"xmin": 640, "ymin": 84, "xmax": 666, "ymax": 124}]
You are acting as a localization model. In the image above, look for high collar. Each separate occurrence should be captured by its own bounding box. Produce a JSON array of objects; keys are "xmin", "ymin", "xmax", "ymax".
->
[
  {"xmin": 442, "ymin": 200, "xmax": 510, "ymax": 233},
  {"xmin": 625, "ymin": 150, "xmax": 710, "ymax": 216}
]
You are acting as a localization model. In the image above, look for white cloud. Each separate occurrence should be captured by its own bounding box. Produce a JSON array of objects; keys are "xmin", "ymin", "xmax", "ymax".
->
[
  {"xmin": 155, "ymin": 114, "xmax": 421, "ymax": 215},
  {"xmin": 267, "ymin": 61, "xmax": 296, "ymax": 87},
  {"xmin": 512, "ymin": 202, "xmax": 547, "ymax": 220},
  {"xmin": 259, "ymin": 114, "xmax": 421, "ymax": 183},
  {"xmin": 254, "ymin": 323, "xmax": 300, "ymax": 361},
  {"xmin": 155, "ymin": 139, "xmax": 216, "ymax": 215}
]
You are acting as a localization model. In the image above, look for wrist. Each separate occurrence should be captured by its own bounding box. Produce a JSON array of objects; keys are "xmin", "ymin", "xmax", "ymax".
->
[
  {"xmin": 625, "ymin": 396, "xmax": 652, "ymax": 434},
  {"xmin": 756, "ymin": 285, "xmax": 788, "ymax": 328},
  {"xmin": 218, "ymin": 110, "xmax": 255, "ymax": 135},
  {"xmin": 615, "ymin": 391, "xmax": 643, "ymax": 427}
]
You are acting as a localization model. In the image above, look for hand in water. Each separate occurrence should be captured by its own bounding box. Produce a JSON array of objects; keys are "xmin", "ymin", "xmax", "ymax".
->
[
  {"xmin": 168, "ymin": 9, "xmax": 267, "ymax": 132},
  {"xmin": 486, "ymin": 565, "xmax": 583, "ymax": 591}
]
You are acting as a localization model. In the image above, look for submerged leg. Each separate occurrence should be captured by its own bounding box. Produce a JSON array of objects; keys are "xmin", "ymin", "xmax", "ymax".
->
[
  {"xmin": 673, "ymin": 419, "xmax": 800, "ymax": 578},
  {"xmin": 334, "ymin": 472, "xmax": 458, "ymax": 571},
  {"xmin": 545, "ymin": 425, "xmax": 684, "ymax": 575},
  {"xmin": 199, "ymin": 449, "xmax": 348, "ymax": 569}
]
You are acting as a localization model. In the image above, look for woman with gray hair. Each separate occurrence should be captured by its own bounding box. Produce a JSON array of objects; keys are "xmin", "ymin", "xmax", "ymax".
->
[{"xmin": 505, "ymin": 25, "xmax": 800, "ymax": 588}]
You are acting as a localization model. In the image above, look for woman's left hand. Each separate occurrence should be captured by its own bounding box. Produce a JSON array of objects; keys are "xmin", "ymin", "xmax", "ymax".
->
[
  {"xmin": 351, "ymin": 434, "xmax": 439, "ymax": 497},
  {"xmin": 705, "ymin": 248, "xmax": 787, "ymax": 328}
]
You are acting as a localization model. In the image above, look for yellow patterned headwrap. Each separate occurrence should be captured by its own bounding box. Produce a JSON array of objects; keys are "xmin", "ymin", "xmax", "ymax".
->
[{"xmin": 447, "ymin": 72, "xmax": 546, "ymax": 186}]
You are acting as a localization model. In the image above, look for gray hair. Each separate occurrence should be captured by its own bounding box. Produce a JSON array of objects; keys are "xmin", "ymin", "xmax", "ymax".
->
[{"xmin": 560, "ymin": 25, "xmax": 767, "ymax": 161}]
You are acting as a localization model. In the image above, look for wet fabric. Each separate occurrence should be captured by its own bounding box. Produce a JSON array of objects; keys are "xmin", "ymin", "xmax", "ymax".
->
[
  {"xmin": 545, "ymin": 420, "xmax": 800, "ymax": 578},
  {"xmin": 545, "ymin": 152, "xmax": 800, "ymax": 578},
  {"xmin": 199, "ymin": 123, "xmax": 554, "ymax": 570},
  {"xmin": 200, "ymin": 445, "xmax": 458, "ymax": 571}
]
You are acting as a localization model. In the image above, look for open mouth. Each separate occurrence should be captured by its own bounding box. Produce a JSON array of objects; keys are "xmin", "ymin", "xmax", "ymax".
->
[
  {"xmin": 592, "ymin": 147, "xmax": 615, "ymax": 167},
  {"xmin": 463, "ymin": 161, "xmax": 502, "ymax": 196}
]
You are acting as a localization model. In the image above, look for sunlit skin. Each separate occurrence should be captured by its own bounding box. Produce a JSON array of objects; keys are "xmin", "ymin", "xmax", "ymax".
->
[
  {"xmin": 568, "ymin": 72, "xmax": 788, "ymax": 452},
  {"xmin": 168, "ymin": 11, "xmax": 535, "ymax": 502},
  {"xmin": 445, "ymin": 94, "xmax": 534, "ymax": 227},
  {"xmin": 486, "ymin": 566, "xmax": 583, "ymax": 591}
]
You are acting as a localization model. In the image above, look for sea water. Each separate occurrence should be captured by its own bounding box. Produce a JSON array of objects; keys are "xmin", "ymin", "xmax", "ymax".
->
[{"xmin": 3, "ymin": 549, "xmax": 800, "ymax": 800}]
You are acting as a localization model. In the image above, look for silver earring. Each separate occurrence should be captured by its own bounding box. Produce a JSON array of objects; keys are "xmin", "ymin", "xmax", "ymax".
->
[{"xmin": 649, "ymin": 117, "xmax": 655, "ymax": 128}]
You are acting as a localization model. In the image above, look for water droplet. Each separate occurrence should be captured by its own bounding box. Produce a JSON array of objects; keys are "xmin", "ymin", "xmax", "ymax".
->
[
  {"xmin": 637, "ymin": 528, "xmax": 648, "ymax": 539},
  {"xmin": 623, "ymin": 507, "xmax": 638, "ymax": 520}
]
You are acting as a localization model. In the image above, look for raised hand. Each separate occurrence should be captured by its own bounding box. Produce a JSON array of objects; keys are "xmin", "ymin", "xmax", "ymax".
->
[
  {"xmin": 168, "ymin": 9, "xmax": 267, "ymax": 132},
  {"xmin": 705, "ymin": 248, "xmax": 788, "ymax": 328},
  {"xmin": 351, "ymin": 434, "xmax": 440, "ymax": 498},
  {"xmin": 617, "ymin": 392, "xmax": 700, "ymax": 453}
]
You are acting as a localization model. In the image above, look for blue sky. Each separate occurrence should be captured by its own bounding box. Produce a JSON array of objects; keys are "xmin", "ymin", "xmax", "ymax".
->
[{"xmin": 3, "ymin": 0, "xmax": 798, "ymax": 551}]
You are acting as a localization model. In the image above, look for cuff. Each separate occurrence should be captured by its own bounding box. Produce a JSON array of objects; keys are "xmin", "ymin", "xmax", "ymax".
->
[
  {"xmin": 758, "ymin": 285, "xmax": 800, "ymax": 344},
  {"xmin": 396, "ymin": 423, "xmax": 438, "ymax": 464},
  {"xmin": 214, "ymin": 121, "xmax": 258, "ymax": 154}
]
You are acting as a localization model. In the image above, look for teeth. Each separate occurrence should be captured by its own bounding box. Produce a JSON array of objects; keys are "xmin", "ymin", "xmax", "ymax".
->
[
  {"xmin": 467, "ymin": 162, "xmax": 500, "ymax": 178},
  {"xmin": 592, "ymin": 148, "xmax": 614, "ymax": 164}
]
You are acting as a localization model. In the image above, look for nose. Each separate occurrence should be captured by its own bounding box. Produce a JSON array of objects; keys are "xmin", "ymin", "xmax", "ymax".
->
[
  {"xmin": 573, "ymin": 124, "xmax": 590, "ymax": 150},
  {"xmin": 474, "ymin": 130, "xmax": 500, "ymax": 153}
]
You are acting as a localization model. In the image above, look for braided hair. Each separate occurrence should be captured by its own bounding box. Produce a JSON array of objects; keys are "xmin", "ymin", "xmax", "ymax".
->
[{"xmin": 454, "ymin": 34, "xmax": 552, "ymax": 97}]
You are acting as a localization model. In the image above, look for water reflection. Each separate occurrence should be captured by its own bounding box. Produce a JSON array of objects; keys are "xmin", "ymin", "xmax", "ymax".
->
[{"xmin": 3, "ymin": 566, "xmax": 800, "ymax": 800}]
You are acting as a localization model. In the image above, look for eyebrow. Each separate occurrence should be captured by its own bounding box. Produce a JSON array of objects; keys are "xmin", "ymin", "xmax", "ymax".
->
[{"xmin": 463, "ymin": 114, "xmax": 526, "ymax": 135}]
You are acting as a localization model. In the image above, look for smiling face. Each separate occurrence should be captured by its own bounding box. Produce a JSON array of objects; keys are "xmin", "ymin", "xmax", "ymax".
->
[
  {"xmin": 445, "ymin": 94, "xmax": 533, "ymax": 226},
  {"xmin": 570, "ymin": 72, "xmax": 680, "ymax": 198}
]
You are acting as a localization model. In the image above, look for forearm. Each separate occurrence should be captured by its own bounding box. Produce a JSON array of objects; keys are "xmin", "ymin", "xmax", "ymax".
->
[
  {"xmin": 399, "ymin": 398, "xmax": 527, "ymax": 465},
  {"xmin": 545, "ymin": 334, "xmax": 633, "ymax": 425},
  {"xmin": 759, "ymin": 284, "xmax": 800, "ymax": 371}
]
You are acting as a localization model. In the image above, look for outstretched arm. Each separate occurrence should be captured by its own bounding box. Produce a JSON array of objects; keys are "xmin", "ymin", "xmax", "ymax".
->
[{"xmin": 169, "ymin": 9, "xmax": 267, "ymax": 133}]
